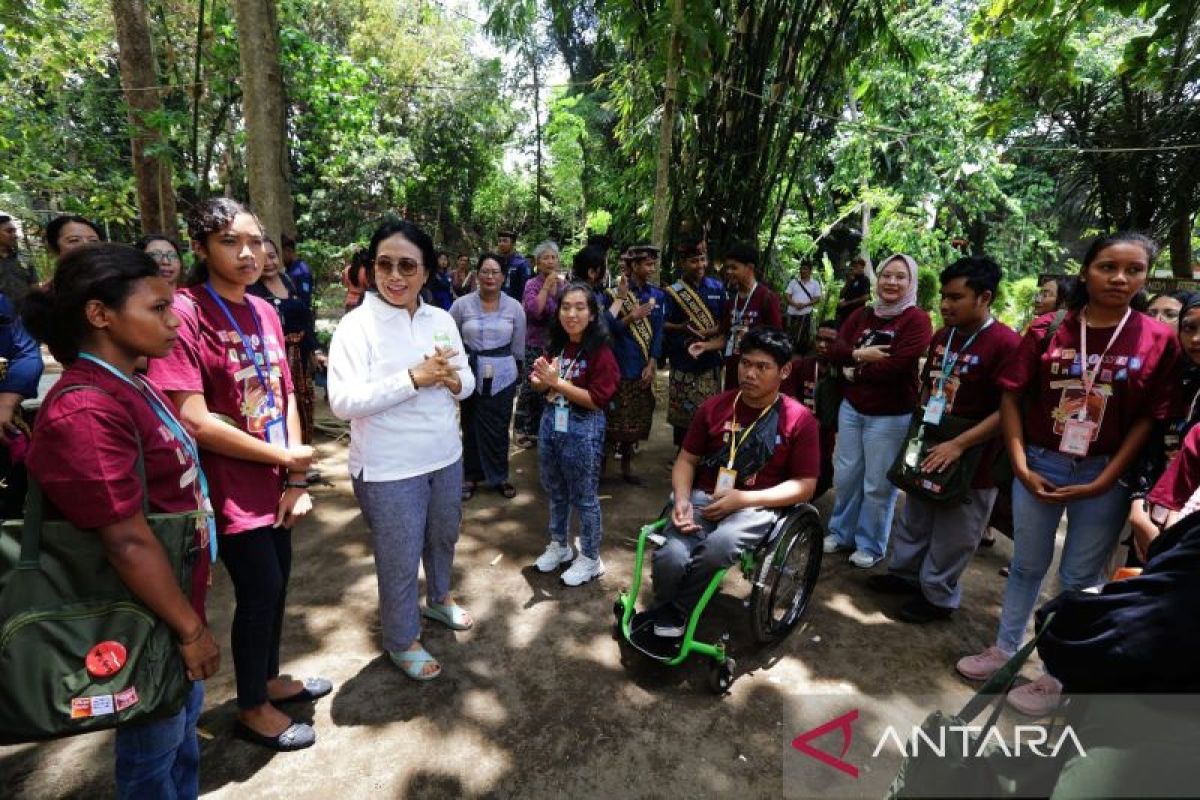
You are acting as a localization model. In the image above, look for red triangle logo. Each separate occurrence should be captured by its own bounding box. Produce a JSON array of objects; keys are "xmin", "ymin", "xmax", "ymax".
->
[{"xmin": 791, "ymin": 709, "xmax": 859, "ymax": 778}]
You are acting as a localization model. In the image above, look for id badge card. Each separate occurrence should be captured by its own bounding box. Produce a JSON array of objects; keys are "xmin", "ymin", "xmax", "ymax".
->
[
  {"xmin": 923, "ymin": 394, "xmax": 946, "ymax": 425},
  {"xmin": 725, "ymin": 326, "xmax": 746, "ymax": 357},
  {"xmin": 1059, "ymin": 419, "xmax": 1095, "ymax": 457},
  {"xmin": 265, "ymin": 416, "xmax": 288, "ymax": 448},
  {"xmin": 553, "ymin": 403, "xmax": 570, "ymax": 433},
  {"xmin": 433, "ymin": 331, "xmax": 453, "ymax": 350},
  {"xmin": 715, "ymin": 466, "xmax": 738, "ymax": 495}
]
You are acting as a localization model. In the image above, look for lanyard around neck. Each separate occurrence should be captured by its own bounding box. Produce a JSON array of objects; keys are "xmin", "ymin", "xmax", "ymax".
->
[
  {"xmin": 204, "ymin": 283, "xmax": 277, "ymax": 410},
  {"xmin": 1078, "ymin": 307, "xmax": 1132, "ymax": 411},
  {"xmin": 935, "ymin": 318, "xmax": 994, "ymax": 396},
  {"xmin": 726, "ymin": 391, "xmax": 775, "ymax": 469},
  {"xmin": 78, "ymin": 353, "xmax": 217, "ymax": 562},
  {"xmin": 732, "ymin": 282, "xmax": 759, "ymax": 324}
]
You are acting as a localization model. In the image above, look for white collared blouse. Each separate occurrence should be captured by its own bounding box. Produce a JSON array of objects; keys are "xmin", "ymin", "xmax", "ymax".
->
[{"xmin": 328, "ymin": 292, "xmax": 475, "ymax": 481}]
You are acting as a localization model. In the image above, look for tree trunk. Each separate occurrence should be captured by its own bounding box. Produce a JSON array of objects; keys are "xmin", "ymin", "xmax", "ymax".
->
[
  {"xmin": 111, "ymin": 0, "xmax": 178, "ymax": 236},
  {"xmin": 233, "ymin": 0, "xmax": 294, "ymax": 245},
  {"xmin": 531, "ymin": 47, "xmax": 543, "ymax": 229},
  {"xmin": 1170, "ymin": 208, "xmax": 1195, "ymax": 278},
  {"xmin": 651, "ymin": 0, "xmax": 684, "ymax": 252}
]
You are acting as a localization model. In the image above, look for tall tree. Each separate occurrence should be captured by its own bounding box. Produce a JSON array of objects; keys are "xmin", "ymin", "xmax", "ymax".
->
[
  {"xmin": 233, "ymin": 0, "xmax": 294, "ymax": 244},
  {"xmin": 110, "ymin": 0, "xmax": 178, "ymax": 235},
  {"xmin": 650, "ymin": 0, "xmax": 684, "ymax": 250}
]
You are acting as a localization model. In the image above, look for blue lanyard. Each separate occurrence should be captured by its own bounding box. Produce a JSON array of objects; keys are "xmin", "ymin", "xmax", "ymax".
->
[
  {"xmin": 203, "ymin": 283, "xmax": 277, "ymax": 410},
  {"xmin": 78, "ymin": 353, "xmax": 217, "ymax": 562},
  {"xmin": 935, "ymin": 318, "xmax": 993, "ymax": 397}
]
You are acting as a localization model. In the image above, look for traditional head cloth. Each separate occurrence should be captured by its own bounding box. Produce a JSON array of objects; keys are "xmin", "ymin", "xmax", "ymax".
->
[
  {"xmin": 625, "ymin": 244, "xmax": 660, "ymax": 262},
  {"xmin": 869, "ymin": 253, "xmax": 918, "ymax": 318},
  {"xmin": 677, "ymin": 239, "xmax": 705, "ymax": 259}
]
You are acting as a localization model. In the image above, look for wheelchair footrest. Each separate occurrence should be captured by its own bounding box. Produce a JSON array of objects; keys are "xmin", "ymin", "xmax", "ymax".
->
[{"xmin": 627, "ymin": 611, "xmax": 684, "ymax": 661}]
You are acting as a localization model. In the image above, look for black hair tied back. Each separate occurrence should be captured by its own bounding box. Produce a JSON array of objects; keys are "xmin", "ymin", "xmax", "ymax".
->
[{"xmin": 23, "ymin": 243, "xmax": 159, "ymax": 364}]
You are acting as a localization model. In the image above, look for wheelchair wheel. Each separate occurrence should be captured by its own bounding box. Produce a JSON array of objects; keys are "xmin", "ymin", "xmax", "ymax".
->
[
  {"xmin": 707, "ymin": 657, "xmax": 736, "ymax": 694},
  {"xmin": 749, "ymin": 507, "xmax": 823, "ymax": 643}
]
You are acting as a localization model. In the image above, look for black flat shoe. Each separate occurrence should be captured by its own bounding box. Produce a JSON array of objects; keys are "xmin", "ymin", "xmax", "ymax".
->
[
  {"xmin": 272, "ymin": 677, "xmax": 333, "ymax": 704},
  {"xmin": 896, "ymin": 597, "xmax": 953, "ymax": 624},
  {"xmin": 866, "ymin": 574, "xmax": 920, "ymax": 595},
  {"xmin": 621, "ymin": 474, "xmax": 644, "ymax": 487},
  {"xmin": 234, "ymin": 720, "xmax": 316, "ymax": 752}
]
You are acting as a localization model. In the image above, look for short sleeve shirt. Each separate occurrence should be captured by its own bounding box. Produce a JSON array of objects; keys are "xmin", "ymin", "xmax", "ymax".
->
[
  {"xmin": 146, "ymin": 287, "xmax": 294, "ymax": 534},
  {"xmin": 998, "ymin": 310, "xmax": 1178, "ymax": 456},
  {"xmin": 27, "ymin": 360, "xmax": 210, "ymax": 617},
  {"xmin": 683, "ymin": 390, "xmax": 820, "ymax": 494},
  {"xmin": 558, "ymin": 342, "xmax": 620, "ymax": 409}
]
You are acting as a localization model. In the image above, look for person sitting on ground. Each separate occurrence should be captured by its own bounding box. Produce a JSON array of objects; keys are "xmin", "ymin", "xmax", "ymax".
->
[{"xmin": 648, "ymin": 327, "xmax": 820, "ymax": 637}]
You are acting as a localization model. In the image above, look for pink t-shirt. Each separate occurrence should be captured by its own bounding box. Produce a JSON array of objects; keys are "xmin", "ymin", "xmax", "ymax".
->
[
  {"xmin": 27, "ymin": 360, "xmax": 210, "ymax": 618},
  {"xmin": 146, "ymin": 287, "xmax": 294, "ymax": 535}
]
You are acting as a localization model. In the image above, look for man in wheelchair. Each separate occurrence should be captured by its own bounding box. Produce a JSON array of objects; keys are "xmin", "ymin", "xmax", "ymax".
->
[{"xmin": 649, "ymin": 327, "xmax": 820, "ymax": 637}]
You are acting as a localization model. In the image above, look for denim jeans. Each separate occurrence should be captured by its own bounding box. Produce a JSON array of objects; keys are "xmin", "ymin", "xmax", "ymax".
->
[
  {"xmin": 114, "ymin": 681, "xmax": 204, "ymax": 800},
  {"xmin": 827, "ymin": 399, "xmax": 912, "ymax": 559},
  {"xmin": 538, "ymin": 405, "xmax": 606, "ymax": 559},
  {"xmin": 995, "ymin": 444, "xmax": 1130, "ymax": 653},
  {"xmin": 353, "ymin": 460, "xmax": 463, "ymax": 652}
]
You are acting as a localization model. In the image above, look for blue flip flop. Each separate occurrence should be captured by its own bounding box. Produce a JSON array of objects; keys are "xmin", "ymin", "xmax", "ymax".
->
[
  {"xmin": 422, "ymin": 603, "xmax": 473, "ymax": 631},
  {"xmin": 388, "ymin": 645, "xmax": 441, "ymax": 681}
]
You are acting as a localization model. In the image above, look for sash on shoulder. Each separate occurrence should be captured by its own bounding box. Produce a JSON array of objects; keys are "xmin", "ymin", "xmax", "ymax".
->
[
  {"xmin": 665, "ymin": 280, "xmax": 717, "ymax": 335},
  {"xmin": 609, "ymin": 289, "xmax": 653, "ymax": 363}
]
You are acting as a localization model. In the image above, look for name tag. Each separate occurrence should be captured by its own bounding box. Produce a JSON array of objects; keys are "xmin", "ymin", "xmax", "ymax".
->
[
  {"xmin": 553, "ymin": 403, "xmax": 570, "ymax": 433},
  {"xmin": 715, "ymin": 467, "xmax": 738, "ymax": 495},
  {"xmin": 1059, "ymin": 419, "xmax": 1095, "ymax": 457},
  {"xmin": 265, "ymin": 416, "xmax": 288, "ymax": 449},
  {"xmin": 923, "ymin": 395, "xmax": 946, "ymax": 425}
]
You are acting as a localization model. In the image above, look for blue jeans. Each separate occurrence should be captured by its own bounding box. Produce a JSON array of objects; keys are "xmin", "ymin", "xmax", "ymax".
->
[
  {"xmin": 827, "ymin": 399, "xmax": 912, "ymax": 559},
  {"xmin": 114, "ymin": 681, "xmax": 204, "ymax": 800},
  {"xmin": 353, "ymin": 461, "xmax": 463, "ymax": 651},
  {"xmin": 538, "ymin": 405, "xmax": 606, "ymax": 559},
  {"xmin": 996, "ymin": 445, "xmax": 1129, "ymax": 653}
]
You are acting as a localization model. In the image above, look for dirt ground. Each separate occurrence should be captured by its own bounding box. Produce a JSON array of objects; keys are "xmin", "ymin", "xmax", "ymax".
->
[{"xmin": 0, "ymin": 380, "xmax": 1052, "ymax": 799}]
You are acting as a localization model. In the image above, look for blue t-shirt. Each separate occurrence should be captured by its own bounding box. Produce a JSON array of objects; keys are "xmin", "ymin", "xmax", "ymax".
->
[{"xmin": 607, "ymin": 281, "xmax": 665, "ymax": 379}]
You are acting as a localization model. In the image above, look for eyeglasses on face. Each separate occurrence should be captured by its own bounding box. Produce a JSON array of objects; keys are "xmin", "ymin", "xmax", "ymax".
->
[
  {"xmin": 375, "ymin": 259, "xmax": 422, "ymax": 277},
  {"xmin": 148, "ymin": 250, "xmax": 181, "ymax": 263}
]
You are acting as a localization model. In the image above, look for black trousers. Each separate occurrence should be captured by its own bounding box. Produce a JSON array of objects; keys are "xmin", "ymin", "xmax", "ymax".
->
[{"xmin": 219, "ymin": 525, "xmax": 292, "ymax": 709}]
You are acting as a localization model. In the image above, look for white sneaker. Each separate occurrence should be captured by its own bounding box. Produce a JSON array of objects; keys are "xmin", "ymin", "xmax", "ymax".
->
[
  {"xmin": 823, "ymin": 534, "xmax": 849, "ymax": 554},
  {"xmin": 535, "ymin": 541, "xmax": 573, "ymax": 573},
  {"xmin": 561, "ymin": 555, "xmax": 605, "ymax": 586},
  {"xmin": 848, "ymin": 550, "xmax": 883, "ymax": 569}
]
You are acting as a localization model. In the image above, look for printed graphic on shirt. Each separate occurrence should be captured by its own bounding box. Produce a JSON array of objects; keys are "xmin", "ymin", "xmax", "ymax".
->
[
  {"xmin": 1046, "ymin": 345, "xmax": 1128, "ymax": 440},
  {"xmin": 218, "ymin": 329, "xmax": 286, "ymax": 433},
  {"xmin": 923, "ymin": 370, "xmax": 963, "ymax": 412}
]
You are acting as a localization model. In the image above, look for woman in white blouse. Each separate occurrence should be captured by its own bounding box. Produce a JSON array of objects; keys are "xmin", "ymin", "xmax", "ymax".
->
[
  {"xmin": 450, "ymin": 253, "xmax": 526, "ymax": 500},
  {"xmin": 327, "ymin": 220, "xmax": 476, "ymax": 681}
]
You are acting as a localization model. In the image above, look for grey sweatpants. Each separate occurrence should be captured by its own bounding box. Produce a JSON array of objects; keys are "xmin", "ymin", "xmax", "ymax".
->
[
  {"xmin": 887, "ymin": 486, "xmax": 998, "ymax": 609},
  {"xmin": 352, "ymin": 460, "xmax": 463, "ymax": 652},
  {"xmin": 652, "ymin": 490, "xmax": 779, "ymax": 612}
]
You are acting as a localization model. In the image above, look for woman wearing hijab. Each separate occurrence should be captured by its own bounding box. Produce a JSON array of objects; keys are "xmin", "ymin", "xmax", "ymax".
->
[{"xmin": 823, "ymin": 254, "xmax": 933, "ymax": 568}]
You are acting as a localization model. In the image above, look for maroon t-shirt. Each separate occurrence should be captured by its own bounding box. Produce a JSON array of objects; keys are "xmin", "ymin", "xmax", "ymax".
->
[
  {"xmin": 683, "ymin": 390, "xmax": 820, "ymax": 494},
  {"xmin": 1142, "ymin": 422, "xmax": 1200, "ymax": 510},
  {"xmin": 782, "ymin": 356, "xmax": 824, "ymax": 412},
  {"xmin": 146, "ymin": 287, "xmax": 294, "ymax": 535},
  {"xmin": 721, "ymin": 283, "xmax": 784, "ymax": 390},
  {"xmin": 1148, "ymin": 424, "xmax": 1200, "ymax": 512},
  {"xmin": 27, "ymin": 360, "xmax": 210, "ymax": 618},
  {"xmin": 998, "ymin": 309, "xmax": 1178, "ymax": 457},
  {"xmin": 558, "ymin": 341, "xmax": 620, "ymax": 409},
  {"xmin": 829, "ymin": 305, "xmax": 933, "ymax": 416},
  {"xmin": 919, "ymin": 320, "xmax": 1022, "ymax": 488}
]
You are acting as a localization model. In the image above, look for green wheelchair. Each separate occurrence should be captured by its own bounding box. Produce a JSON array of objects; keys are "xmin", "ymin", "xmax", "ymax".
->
[{"xmin": 613, "ymin": 503, "xmax": 825, "ymax": 693}]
